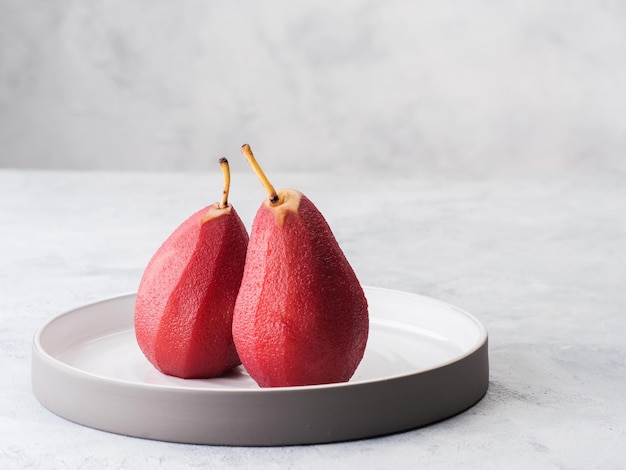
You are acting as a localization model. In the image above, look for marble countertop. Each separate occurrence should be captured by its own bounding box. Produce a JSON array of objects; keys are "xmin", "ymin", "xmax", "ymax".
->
[{"xmin": 2, "ymin": 169, "xmax": 625, "ymax": 469}]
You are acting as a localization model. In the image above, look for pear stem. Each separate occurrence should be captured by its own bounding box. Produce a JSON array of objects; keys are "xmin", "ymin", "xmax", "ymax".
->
[
  {"xmin": 241, "ymin": 144, "xmax": 280, "ymax": 204},
  {"xmin": 218, "ymin": 157, "xmax": 230, "ymax": 208}
]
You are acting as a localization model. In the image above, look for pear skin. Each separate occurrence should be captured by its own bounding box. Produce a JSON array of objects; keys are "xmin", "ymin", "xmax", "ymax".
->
[
  {"xmin": 134, "ymin": 159, "xmax": 248, "ymax": 379},
  {"xmin": 233, "ymin": 145, "xmax": 369, "ymax": 387}
]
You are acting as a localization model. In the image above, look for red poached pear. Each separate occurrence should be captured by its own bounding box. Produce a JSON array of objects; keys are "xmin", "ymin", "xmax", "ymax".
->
[
  {"xmin": 232, "ymin": 144, "xmax": 369, "ymax": 388},
  {"xmin": 135, "ymin": 158, "xmax": 248, "ymax": 379}
]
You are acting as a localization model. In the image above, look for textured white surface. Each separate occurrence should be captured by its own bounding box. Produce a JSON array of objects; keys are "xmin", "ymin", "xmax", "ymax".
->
[
  {"xmin": 1, "ymin": 1, "xmax": 626, "ymax": 174},
  {"xmin": 1, "ymin": 169, "xmax": 625, "ymax": 469}
]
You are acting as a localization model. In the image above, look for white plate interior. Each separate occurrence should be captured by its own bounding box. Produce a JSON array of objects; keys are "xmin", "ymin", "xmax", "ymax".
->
[{"xmin": 37, "ymin": 287, "xmax": 486, "ymax": 391}]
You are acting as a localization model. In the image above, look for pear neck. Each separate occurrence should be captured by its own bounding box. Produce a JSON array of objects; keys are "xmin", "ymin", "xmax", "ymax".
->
[
  {"xmin": 201, "ymin": 203, "xmax": 232, "ymax": 223},
  {"xmin": 265, "ymin": 189, "xmax": 302, "ymax": 227}
]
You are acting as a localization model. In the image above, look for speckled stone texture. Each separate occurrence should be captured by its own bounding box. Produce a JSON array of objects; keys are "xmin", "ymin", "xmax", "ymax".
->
[{"xmin": 1, "ymin": 169, "xmax": 625, "ymax": 469}]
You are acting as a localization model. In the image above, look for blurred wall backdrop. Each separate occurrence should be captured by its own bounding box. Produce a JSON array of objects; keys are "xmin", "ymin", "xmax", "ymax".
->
[{"xmin": 1, "ymin": 0, "xmax": 625, "ymax": 174}]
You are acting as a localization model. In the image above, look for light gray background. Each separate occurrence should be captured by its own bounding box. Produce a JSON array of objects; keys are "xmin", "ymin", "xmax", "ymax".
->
[
  {"xmin": 3, "ymin": 3, "xmax": 626, "ymax": 467},
  {"xmin": 2, "ymin": 1, "xmax": 625, "ymax": 174}
]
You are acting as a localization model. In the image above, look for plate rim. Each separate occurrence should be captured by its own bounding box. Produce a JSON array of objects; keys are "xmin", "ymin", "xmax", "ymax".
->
[
  {"xmin": 32, "ymin": 286, "xmax": 488, "ymax": 394},
  {"xmin": 32, "ymin": 286, "xmax": 490, "ymax": 445}
]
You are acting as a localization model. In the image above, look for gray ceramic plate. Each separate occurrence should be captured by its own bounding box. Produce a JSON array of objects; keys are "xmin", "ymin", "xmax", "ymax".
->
[{"xmin": 32, "ymin": 287, "xmax": 489, "ymax": 446}]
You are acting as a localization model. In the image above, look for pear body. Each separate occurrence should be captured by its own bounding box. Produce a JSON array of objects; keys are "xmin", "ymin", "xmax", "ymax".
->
[
  {"xmin": 232, "ymin": 190, "xmax": 369, "ymax": 387},
  {"xmin": 135, "ymin": 204, "xmax": 248, "ymax": 379}
]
